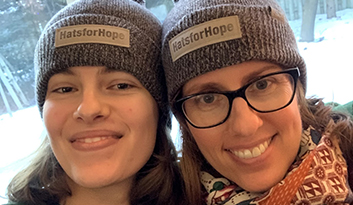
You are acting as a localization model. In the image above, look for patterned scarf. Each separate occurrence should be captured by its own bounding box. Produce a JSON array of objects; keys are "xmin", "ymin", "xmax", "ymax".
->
[{"xmin": 201, "ymin": 126, "xmax": 353, "ymax": 205}]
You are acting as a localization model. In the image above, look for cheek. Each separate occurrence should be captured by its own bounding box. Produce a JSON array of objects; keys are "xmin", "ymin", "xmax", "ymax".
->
[
  {"xmin": 188, "ymin": 124, "xmax": 220, "ymax": 154},
  {"xmin": 129, "ymin": 99, "xmax": 158, "ymax": 162},
  {"xmin": 271, "ymin": 97, "xmax": 302, "ymax": 149},
  {"xmin": 42, "ymin": 101, "xmax": 69, "ymax": 162},
  {"xmin": 43, "ymin": 100, "xmax": 73, "ymax": 140},
  {"xmin": 125, "ymin": 96, "xmax": 159, "ymax": 144},
  {"xmin": 280, "ymin": 97, "xmax": 302, "ymax": 130},
  {"xmin": 43, "ymin": 101, "xmax": 62, "ymax": 134},
  {"xmin": 128, "ymin": 99, "xmax": 158, "ymax": 126}
]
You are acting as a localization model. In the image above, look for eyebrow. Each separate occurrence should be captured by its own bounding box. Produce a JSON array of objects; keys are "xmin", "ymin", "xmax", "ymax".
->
[
  {"xmin": 57, "ymin": 69, "xmax": 75, "ymax": 75},
  {"xmin": 100, "ymin": 67, "xmax": 119, "ymax": 74},
  {"xmin": 183, "ymin": 65, "xmax": 282, "ymax": 96},
  {"xmin": 240, "ymin": 65, "xmax": 281, "ymax": 85},
  {"xmin": 183, "ymin": 83, "xmax": 225, "ymax": 96},
  {"xmin": 57, "ymin": 66, "xmax": 114, "ymax": 76}
]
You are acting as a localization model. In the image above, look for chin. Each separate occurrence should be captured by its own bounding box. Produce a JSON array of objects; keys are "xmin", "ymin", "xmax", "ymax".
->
[
  {"xmin": 68, "ymin": 173, "xmax": 116, "ymax": 189},
  {"xmin": 243, "ymin": 183, "xmax": 275, "ymax": 193},
  {"xmin": 236, "ymin": 173, "xmax": 285, "ymax": 193},
  {"xmin": 78, "ymin": 180, "xmax": 108, "ymax": 188}
]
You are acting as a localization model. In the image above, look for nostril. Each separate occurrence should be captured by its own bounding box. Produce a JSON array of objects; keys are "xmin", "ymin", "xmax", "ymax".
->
[{"xmin": 94, "ymin": 114, "xmax": 105, "ymax": 120}]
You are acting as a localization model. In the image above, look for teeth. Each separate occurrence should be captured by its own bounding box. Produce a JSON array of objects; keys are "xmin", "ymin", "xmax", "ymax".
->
[
  {"xmin": 259, "ymin": 144, "xmax": 266, "ymax": 153},
  {"xmin": 252, "ymin": 147, "xmax": 261, "ymax": 157},
  {"xmin": 238, "ymin": 151, "xmax": 244, "ymax": 159},
  {"xmin": 243, "ymin": 150, "xmax": 252, "ymax": 159},
  {"xmin": 229, "ymin": 139, "xmax": 271, "ymax": 159},
  {"xmin": 77, "ymin": 136, "xmax": 109, "ymax": 143}
]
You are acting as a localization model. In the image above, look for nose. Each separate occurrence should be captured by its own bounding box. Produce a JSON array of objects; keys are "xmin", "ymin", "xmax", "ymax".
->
[
  {"xmin": 225, "ymin": 98, "xmax": 263, "ymax": 137},
  {"xmin": 73, "ymin": 90, "xmax": 110, "ymax": 123}
]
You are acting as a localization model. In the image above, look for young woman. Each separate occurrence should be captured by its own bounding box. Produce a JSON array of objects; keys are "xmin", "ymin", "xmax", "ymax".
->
[
  {"xmin": 6, "ymin": 0, "xmax": 183, "ymax": 204},
  {"xmin": 162, "ymin": 0, "xmax": 353, "ymax": 204}
]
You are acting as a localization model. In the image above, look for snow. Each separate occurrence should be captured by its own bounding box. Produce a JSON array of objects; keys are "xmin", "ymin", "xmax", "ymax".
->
[
  {"xmin": 0, "ymin": 107, "xmax": 43, "ymax": 202},
  {"xmin": 0, "ymin": 8, "xmax": 352, "ymax": 203},
  {"xmin": 289, "ymin": 9, "xmax": 353, "ymax": 104},
  {"xmin": 149, "ymin": 4, "xmax": 169, "ymax": 23}
]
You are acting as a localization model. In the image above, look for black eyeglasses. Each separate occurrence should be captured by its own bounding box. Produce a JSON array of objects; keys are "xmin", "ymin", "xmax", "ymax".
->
[{"xmin": 174, "ymin": 68, "xmax": 300, "ymax": 129}]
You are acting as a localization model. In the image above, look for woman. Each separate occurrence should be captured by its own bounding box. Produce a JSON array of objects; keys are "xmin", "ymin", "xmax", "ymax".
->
[
  {"xmin": 162, "ymin": 0, "xmax": 353, "ymax": 204},
  {"xmin": 6, "ymin": 0, "xmax": 183, "ymax": 204}
]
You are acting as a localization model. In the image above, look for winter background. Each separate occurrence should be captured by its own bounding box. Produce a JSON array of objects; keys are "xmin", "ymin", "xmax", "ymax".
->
[{"xmin": 0, "ymin": 8, "xmax": 352, "ymax": 203}]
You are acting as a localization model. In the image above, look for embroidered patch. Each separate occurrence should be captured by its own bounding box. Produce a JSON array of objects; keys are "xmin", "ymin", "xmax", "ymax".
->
[
  {"xmin": 55, "ymin": 24, "xmax": 130, "ymax": 48},
  {"xmin": 168, "ymin": 16, "xmax": 242, "ymax": 62}
]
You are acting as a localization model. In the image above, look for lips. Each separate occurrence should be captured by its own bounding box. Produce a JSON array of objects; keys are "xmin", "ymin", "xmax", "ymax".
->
[
  {"xmin": 226, "ymin": 138, "xmax": 272, "ymax": 159},
  {"xmin": 69, "ymin": 130, "xmax": 123, "ymax": 151},
  {"xmin": 70, "ymin": 130, "xmax": 123, "ymax": 143},
  {"xmin": 74, "ymin": 136, "xmax": 120, "ymax": 143}
]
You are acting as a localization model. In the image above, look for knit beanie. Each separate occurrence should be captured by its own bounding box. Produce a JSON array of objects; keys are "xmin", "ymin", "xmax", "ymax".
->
[
  {"xmin": 162, "ymin": 0, "xmax": 307, "ymax": 105},
  {"xmin": 35, "ymin": 0, "xmax": 169, "ymax": 123}
]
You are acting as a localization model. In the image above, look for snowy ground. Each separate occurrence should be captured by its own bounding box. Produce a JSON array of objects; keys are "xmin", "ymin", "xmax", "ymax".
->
[{"xmin": 0, "ymin": 8, "xmax": 352, "ymax": 203}]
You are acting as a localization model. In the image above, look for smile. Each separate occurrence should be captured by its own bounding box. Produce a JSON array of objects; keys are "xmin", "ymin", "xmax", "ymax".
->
[
  {"xmin": 227, "ymin": 138, "xmax": 272, "ymax": 159},
  {"xmin": 70, "ymin": 134, "xmax": 123, "ymax": 152},
  {"xmin": 75, "ymin": 136, "xmax": 111, "ymax": 143},
  {"xmin": 71, "ymin": 135, "xmax": 122, "ymax": 144}
]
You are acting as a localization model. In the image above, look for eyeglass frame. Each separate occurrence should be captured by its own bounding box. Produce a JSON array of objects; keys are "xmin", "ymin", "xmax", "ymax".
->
[{"xmin": 174, "ymin": 67, "xmax": 300, "ymax": 129}]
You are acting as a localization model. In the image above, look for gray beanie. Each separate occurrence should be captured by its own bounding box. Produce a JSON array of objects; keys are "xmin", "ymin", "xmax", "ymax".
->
[
  {"xmin": 162, "ymin": 0, "xmax": 307, "ymax": 105},
  {"xmin": 35, "ymin": 0, "xmax": 169, "ymax": 123}
]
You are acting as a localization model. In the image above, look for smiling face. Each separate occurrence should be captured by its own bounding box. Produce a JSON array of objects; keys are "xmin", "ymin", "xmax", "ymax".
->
[
  {"xmin": 182, "ymin": 61, "xmax": 302, "ymax": 192},
  {"xmin": 43, "ymin": 66, "xmax": 158, "ymax": 189}
]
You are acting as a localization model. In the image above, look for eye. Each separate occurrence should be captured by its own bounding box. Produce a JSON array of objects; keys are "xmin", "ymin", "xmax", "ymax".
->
[
  {"xmin": 194, "ymin": 94, "xmax": 217, "ymax": 104},
  {"xmin": 249, "ymin": 77, "xmax": 275, "ymax": 92},
  {"xmin": 246, "ymin": 75, "xmax": 279, "ymax": 96},
  {"xmin": 117, "ymin": 83, "xmax": 130, "ymax": 89},
  {"xmin": 201, "ymin": 94, "xmax": 215, "ymax": 104},
  {"xmin": 53, "ymin": 87, "xmax": 75, "ymax": 93},
  {"xmin": 254, "ymin": 80, "xmax": 268, "ymax": 90},
  {"xmin": 110, "ymin": 83, "xmax": 134, "ymax": 90}
]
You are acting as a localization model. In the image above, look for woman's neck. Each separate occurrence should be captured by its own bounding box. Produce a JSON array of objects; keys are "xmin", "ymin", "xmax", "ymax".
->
[{"xmin": 62, "ymin": 176, "xmax": 134, "ymax": 205}]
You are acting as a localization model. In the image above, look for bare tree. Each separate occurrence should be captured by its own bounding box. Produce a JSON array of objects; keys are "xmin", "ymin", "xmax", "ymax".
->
[
  {"xmin": 0, "ymin": 0, "xmax": 66, "ymax": 114},
  {"xmin": 326, "ymin": 0, "xmax": 337, "ymax": 19},
  {"xmin": 300, "ymin": 0, "xmax": 319, "ymax": 42}
]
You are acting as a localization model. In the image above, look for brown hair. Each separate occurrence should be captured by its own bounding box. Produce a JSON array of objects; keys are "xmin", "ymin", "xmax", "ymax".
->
[
  {"xmin": 6, "ymin": 111, "xmax": 185, "ymax": 205},
  {"xmin": 175, "ymin": 82, "xmax": 353, "ymax": 205}
]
